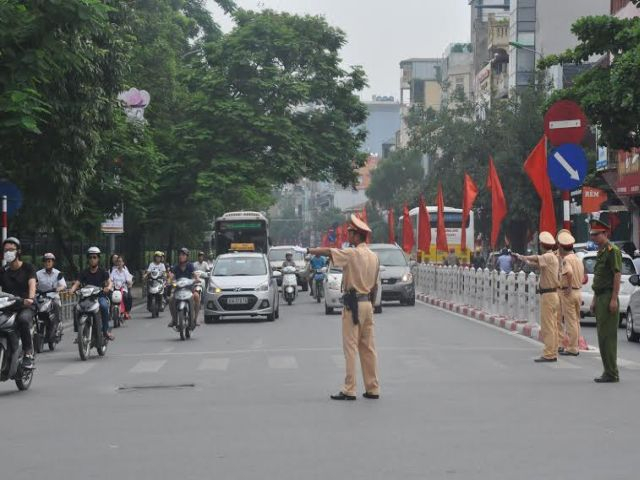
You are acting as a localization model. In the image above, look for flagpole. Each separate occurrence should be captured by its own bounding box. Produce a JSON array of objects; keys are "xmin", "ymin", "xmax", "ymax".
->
[{"xmin": 562, "ymin": 190, "xmax": 571, "ymax": 231}]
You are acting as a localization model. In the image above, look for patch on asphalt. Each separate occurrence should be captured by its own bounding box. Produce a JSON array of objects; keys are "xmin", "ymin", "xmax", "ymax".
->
[{"xmin": 117, "ymin": 383, "xmax": 195, "ymax": 392}]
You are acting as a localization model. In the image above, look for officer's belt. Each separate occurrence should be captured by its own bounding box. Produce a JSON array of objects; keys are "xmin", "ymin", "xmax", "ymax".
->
[
  {"xmin": 537, "ymin": 287, "xmax": 558, "ymax": 295},
  {"xmin": 356, "ymin": 294, "xmax": 370, "ymax": 302},
  {"xmin": 593, "ymin": 288, "xmax": 612, "ymax": 295}
]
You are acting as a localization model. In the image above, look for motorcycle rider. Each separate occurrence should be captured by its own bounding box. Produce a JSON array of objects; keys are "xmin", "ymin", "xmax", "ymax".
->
[
  {"xmin": 309, "ymin": 252, "xmax": 327, "ymax": 296},
  {"xmin": 144, "ymin": 251, "xmax": 167, "ymax": 310},
  {"xmin": 168, "ymin": 248, "xmax": 200, "ymax": 327},
  {"xmin": 0, "ymin": 237, "xmax": 37, "ymax": 369},
  {"xmin": 282, "ymin": 252, "xmax": 296, "ymax": 269},
  {"xmin": 110, "ymin": 255, "xmax": 133, "ymax": 319},
  {"xmin": 69, "ymin": 247, "xmax": 114, "ymax": 341},
  {"xmin": 35, "ymin": 253, "xmax": 67, "ymax": 342},
  {"xmin": 193, "ymin": 251, "xmax": 210, "ymax": 273}
]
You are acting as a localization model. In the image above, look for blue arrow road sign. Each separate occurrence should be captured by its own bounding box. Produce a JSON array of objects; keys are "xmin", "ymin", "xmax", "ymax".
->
[
  {"xmin": 0, "ymin": 179, "xmax": 23, "ymax": 217},
  {"xmin": 547, "ymin": 144, "xmax": 588, "ymax": 190}
]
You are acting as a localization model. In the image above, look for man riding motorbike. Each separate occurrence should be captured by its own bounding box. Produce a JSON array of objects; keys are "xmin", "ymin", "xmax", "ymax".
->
[
  {"xmin": 35, "ymin": 253, "xmax": 67, "ymax": 342},
  {"xmin": 282, "ymin": 252, "xmax": 296, "ymax": 269},
  {"xmin": 309, "ymin": 252, "xmax": 327, "ymax": 296},
  {"xmin": 0, "ymin": 237, "xmax": 37, "ymax": 369},
  {"xmin": 144, "ymin": 251, "xmax": 167, "ymax": 309},
  {"xmin": 193, "ymin": 251, "xmax": 210, "ymax": 274},
  {"xmin": 69, "ymin": 247, "xmax": 114, "ymax": 341},
  {"xmin": 168, "ymin": 248, "xmax": 200, "ymax": 327}
]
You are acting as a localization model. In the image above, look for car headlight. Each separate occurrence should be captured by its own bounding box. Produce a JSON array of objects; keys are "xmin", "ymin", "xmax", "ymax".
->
[
  {"xmin": 401, "ymin": 273, "xmax": 413, "ymax": 283},
  {"xmin": 208, "ymin": 282, "xmax": 222, "ymax": 294},
  {"xmin": 255, "ymin": 282, "xmax": 269, "ymax": 292}
]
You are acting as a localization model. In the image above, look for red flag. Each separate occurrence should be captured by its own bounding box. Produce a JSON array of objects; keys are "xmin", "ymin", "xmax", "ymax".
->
[
  {"xmin": 388, "ymin": 208, "xmax": 396, "ymax": 244},
  {"xmin": 402, "ymin": 203, "xmax": 415, "ymax": 255},
  {"xmin": 436, "ymin": 183, "xmax": 448, "ymax": 252},
  {"xmin": 417, "ymin": 195, "xmax": 431, "ymax": 257},
  {"xmin": 321, "ymin": 233, "xmax": 329, "ymax": 247},
  {"xmin": 461, "ymin": 173, "xmax": 478, "ymax": 252},
  {"xmin": 361, "ymin": 206, "xmax": 371, "ymax": 243},
  {"xmin": 524, "ymin": 136, "xmax": 557, "ymax": 234},
  {"xmin": 486, "ymin": 157, "xmax": 507, "ymax": 249},
  {"xmin": 582, "ymin": 186, "xmax": 607, "ymax": 213},
  {"xmin": 334, "ymin": 225, "xmax": 343, "ymax": 247}
]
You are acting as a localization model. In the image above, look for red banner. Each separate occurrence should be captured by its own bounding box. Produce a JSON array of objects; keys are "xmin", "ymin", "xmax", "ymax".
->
[
  {"xmin": 524, "ymin": 136, "xmax": 557, "ymax": 234},
  {"xmin": 486, "ymin": 157, "xmax": 507, "ymax": 249},
  {"xmin": 402, "ymin": 203, "xmax": 415, "ymax": 255},
  {"xmin": 436, "ymin": 183, "xmax": 448, "ymax": 252},
  {"xmin": 461, "ymin": 173, "xmax": 478, "ymax": 251},
  {"xmin": 417, "ymin": 195, "xmax": 431, "ymax": 257}
]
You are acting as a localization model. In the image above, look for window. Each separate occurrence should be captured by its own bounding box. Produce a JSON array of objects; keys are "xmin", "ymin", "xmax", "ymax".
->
[{"xmin": 213, "ymin": 257, "xmax": 267, "ymax": 276}]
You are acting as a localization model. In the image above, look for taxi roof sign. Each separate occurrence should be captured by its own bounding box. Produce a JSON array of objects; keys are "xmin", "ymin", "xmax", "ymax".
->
[{"xmin": 230, "ymin": 243, "xmax": 256, "ymax": 252}]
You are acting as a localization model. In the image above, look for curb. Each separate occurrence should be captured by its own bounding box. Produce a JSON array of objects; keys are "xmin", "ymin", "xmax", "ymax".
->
[{"xmin": 416, "ymin": 293, "xmax": 591, "ymax": 351}]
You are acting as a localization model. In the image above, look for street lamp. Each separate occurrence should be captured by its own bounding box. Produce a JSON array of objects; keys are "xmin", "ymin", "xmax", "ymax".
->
[{"xmin": 509, "ymin": 41, "xmax": 544, "ymax": 59}]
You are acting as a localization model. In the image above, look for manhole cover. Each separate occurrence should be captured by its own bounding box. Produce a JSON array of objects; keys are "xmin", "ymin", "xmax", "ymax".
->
[{"xmin": 117, "ymin": 383, "xmax": 195, "ymax": 392}]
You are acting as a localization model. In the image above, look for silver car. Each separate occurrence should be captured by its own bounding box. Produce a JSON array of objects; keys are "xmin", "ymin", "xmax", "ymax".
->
[
  {"xmin": 324, "ymin": 265, "xmax": 383, "ymax": 315},
  {"xmin": 203, "ymin": 253, "xmax": 280, "ymax": 323},
  {"xmin": 369, "ymin": 244, "xmax": 416, "ymax": 306}
]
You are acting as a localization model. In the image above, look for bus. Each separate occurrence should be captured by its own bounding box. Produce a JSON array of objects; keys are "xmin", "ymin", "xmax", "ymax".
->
[
  {"xmin": 402, "ymin": 206, "xmax": 475, "ymax": 263},
  {"xmin": 213, "ymin": 211, "xmax": 270, "ymax": 255}
]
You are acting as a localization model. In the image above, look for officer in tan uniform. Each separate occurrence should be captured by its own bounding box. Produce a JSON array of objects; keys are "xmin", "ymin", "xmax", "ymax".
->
[
  {"xmin": 555, "ymin": 229, "xmax": 570, "ymax": 352},
  {"xmin": 557, "ymin": 230, "xmax": 584, "ymax": 356},
  {"xmin": 516, "ymin": 231, "xmax": 561, "ymax": 362},
  {"xmin": 308, "ymin": 214, "xmax": 381, "ymax": 400}
]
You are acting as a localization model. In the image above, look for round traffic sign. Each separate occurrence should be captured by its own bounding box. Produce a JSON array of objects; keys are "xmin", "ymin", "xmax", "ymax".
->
[
  {"xmin": 544, "ymin": 100, "xmax": 588, "ymax": 146},
  {"xmin": 547, "ymin": 144, "xmax": 588, "ymax": 191}
]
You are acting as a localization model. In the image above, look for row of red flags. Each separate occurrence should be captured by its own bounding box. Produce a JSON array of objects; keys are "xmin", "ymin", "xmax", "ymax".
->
[{"xmin": 320, "ymin": 207, "xmax": 370, "ymax": 248}]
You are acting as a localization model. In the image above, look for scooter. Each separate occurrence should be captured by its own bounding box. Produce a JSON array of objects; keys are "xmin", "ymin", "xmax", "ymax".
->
[
  {"xmin": 282, "ymin": 266, "xmax": 297, "ymax": 306},
  {"xmin": 110, "ymin": 287, "xmax": 126, "ymax": 328},
  {"xmin": 0, "ymin": 292, "xmax": 35, "ymax": 391},
  {"xmin": 313, "ymin": 267, "xmax": 327, "ymax": 303},
  {"xmin": 34, "ymin": 289, "xmax": 63, "ymax": 352},
  {"xmin": 147, "ymin": 271, "xmax": 166, "ymax": 318},
  {"xmin": 173, "ymin": 278, "xmax": 196, "ymax": 340},
  {"xmin": 75, "ymin": 285, "xmax": 108, "ymax": 361}
]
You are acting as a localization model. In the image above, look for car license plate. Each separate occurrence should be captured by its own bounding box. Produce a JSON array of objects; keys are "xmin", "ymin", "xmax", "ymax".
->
[{"xmin": 227, "ymin": 297, "xmax": 249, "ymax": 305}]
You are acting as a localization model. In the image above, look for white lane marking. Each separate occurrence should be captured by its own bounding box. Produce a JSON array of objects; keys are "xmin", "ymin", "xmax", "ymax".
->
[
  {"xmin": 55, "ymin": 363, "xmax": 96, "ymax": 376},
  {"xmin": 160, "ymin": 347, "xmax": 175, "ymax": 354},
  {"xmin": 197, "ymin": 358, "xmax": 230, "ymax": 371},
  {"xmin": 129, "ymin": 360, "xmax": 166, "ymax": 373},
  {"xmin": 399, "ymin": 354, "xmax": 436, "ymax": 369},
  {"xmin": 545, "ymin": 360, "xmax": 581, "ymax": 369},
  {"xmin": 250, "ymin": 338, "xmax": 264, "ymax": 350},
  {"xmin": 332, "ymin": 355, "xmax": 345, "ymax": 368},
  {"xmin": 268, "ymin": 355, "xmax": 298, "ymax": 369}
]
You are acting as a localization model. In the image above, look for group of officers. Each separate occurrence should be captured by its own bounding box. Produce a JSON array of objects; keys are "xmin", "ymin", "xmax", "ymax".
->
[{"xmin": 517, "ymin": 219, "xmax": 622, "ymax": 383}]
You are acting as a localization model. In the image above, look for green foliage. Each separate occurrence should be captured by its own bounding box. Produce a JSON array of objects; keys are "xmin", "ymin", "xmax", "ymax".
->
[
  {"xmin": 538, "ymin": 9, "xmax": 640, "ymax": 150},
  {"xmin": 366, "ymin": 150, "xmax": 424, "ymax": 211}
]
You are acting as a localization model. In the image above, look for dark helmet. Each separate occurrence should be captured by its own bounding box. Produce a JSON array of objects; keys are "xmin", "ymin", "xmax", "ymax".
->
[{"xmin": 179, "ymin": 247, "xmax": 190, "ymax": 256}]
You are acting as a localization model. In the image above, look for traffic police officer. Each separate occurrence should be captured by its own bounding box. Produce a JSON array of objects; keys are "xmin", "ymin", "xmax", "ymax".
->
[
  {"xmin": 589, "ymin": 219, "xmax": 622, "ymax": 383},
  {"xmin": 557, "ymin": 230, "xmax": 584, "ymax": 356},
  {"xmin": 517, "ymin": 231, "xmax": 560, "ymax": 362},
  {"xmin": 308, "ymin": 214, "xmax": 381, "ymax": 400}
]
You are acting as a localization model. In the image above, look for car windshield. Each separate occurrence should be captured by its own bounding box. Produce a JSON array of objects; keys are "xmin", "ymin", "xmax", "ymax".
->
[
  {"xmin": 371, "ymin": 248, "xmax": 407, "ymax": 267},
  {"xmin": 212, "ymin": 257, "xmax": 267, "ymax": 276},
  {"xmin": 268, "ymin": 249, "xmax": 304, "ymax": 262},
  {"xmin": 583, "ymin": 257, "xmax": 636, "ymax": 275}
]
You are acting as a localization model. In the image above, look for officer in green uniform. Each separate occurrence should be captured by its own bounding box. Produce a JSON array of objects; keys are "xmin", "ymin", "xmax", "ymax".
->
[{"xmin": 589, "ymin": 219, "xmax": 622, "ymax": 383}]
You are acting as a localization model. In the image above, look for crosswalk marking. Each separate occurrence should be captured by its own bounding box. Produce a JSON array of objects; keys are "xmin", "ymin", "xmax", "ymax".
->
[
  {"xmin": 545, "ymin": 360, "xmax": 581, "ymax": 369},
  {"xmin": 268, "ymin": 355, "xmax": 298, "ymax": 369},
  {"xmin": 398, "ymin": 354, "xmax": 436, "ymax": 369},
  {"xmin": 129, "ymin": 360, "xmax": 166, "ymax": 373},
  {"xmin": 618, "ymin": 358, "xmax": 640, "ymax": 370},
  {"xmin": 197, "ymin": 358, "xmax": 230, "ymax": 371},
  {"xmin": 55, "ymin": 363, "xmax": 96, "ymax": 376}
]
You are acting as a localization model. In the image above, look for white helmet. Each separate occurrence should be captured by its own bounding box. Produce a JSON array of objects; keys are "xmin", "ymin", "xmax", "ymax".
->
[{"xmin": 87, "ymin": 246, "xmax": 101, "ymax": 256}]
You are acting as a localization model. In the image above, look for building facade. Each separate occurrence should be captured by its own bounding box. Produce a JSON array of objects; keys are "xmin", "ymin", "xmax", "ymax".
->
[{"xmin": 363, "ymin": 97, "xmax": 401, "ymax": 157}]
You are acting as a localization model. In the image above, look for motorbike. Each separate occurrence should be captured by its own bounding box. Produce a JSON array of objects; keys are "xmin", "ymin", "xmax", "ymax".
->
[
  {"xmin": 147, "ymin": 270, "xmax": 166, "ymax": 318},
  {"xmin": 282, "ymin": 266, "xmax": 297, "ymax": 306},
  {"xmin": 34, "ymin": 289, "xmax": 63, "ymax": 352},
  {"xmin": 0, "ymin": 292, "xmax": 35, "ymax": 391},
  {"xmin": 110, "ymin": 287, "xmax": 125, "ymax": 328},
  {"xmin": 313, "ymin": 267, "xmax": 327, "ymax": 303},
  {"xmin": 75, "ymin": 285, "xmax": 108, "ymax": 361},
  {"xmin": 173, "ymin": 277, "xmax": 196, "ymax": 340}
]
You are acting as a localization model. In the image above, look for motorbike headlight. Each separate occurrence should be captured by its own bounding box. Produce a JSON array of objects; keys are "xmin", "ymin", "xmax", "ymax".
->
[
  {"xmin": 401, "ymin": 273, "xmax": 413, "ymax": 283},
  {"xmin": 255, "ymin": 282, "xmax": 269, "ymax": 292}
]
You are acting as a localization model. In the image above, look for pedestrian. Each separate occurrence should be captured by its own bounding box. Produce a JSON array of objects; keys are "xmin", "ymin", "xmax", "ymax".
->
[
  {"xmin": 471, "ymin": 249, "xmax": 485, "ymax": 270},
  {"xmin": 496, "ymin": 247, "xmax": 513, "ymax": 273},
  {"xmin": 516, "ymin": 232, "xmax": 560, "ymax": 363},
  {"xmin": 633, "ymin": 249, "xmax": 640, "ymax": 274},
  {"xmin": 308, "ymin": 214, "xmax": 380, "ymax": 401},
  {"xmin": 589, "ymin": 219, "xmax": 622, "ymax": 383},
  {"xmin": 556, "ymin": 230, "xmax": 584, "ymax": 357},
  {"xmin": 444, "ymin": 248, "xmax": 459, "ymax": 267}
]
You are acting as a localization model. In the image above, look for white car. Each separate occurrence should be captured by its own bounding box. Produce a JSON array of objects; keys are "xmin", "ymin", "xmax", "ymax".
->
[
  {"xmin": 578, "ymin": 250, "xmax": 638, "ymax": 325},
  {"xmin": 323, "ymin": 264, "xmax": 383, "ymax": 315}
]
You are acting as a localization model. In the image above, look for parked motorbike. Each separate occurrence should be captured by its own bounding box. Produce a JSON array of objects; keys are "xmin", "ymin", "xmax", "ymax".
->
[
  {"xmin": 282, "ymin": 266, "xmax": 297, "ymax": 306},
  {"xmin": 313, "ymin": 267, "xmax": 327, "ymax": 303},
  {"xmin": 147, "ymin": 271, "xmax": 166, "ymax": 318},
  {"xmin": 34, "ymin": 289, "xmax": 63, "ymax": 352},
  {"xmin": 75, "ymin": 285, "xmax": 108, "ymax": 361},
  {"xmin": 173, "ymin": 277, "xmax": 195, "ymax": 340},
  {"xmin": 110, "ymin": 287, "xmax": 125, "ymax": 328},
  {"xmin": 0, "ymin": 293, "xmax": 34, "ymax": 391}
]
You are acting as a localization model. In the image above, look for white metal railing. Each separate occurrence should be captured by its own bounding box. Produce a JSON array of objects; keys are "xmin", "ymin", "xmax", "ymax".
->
[{"xmin": 415, "ymin": 264, "xmax": 540, "ymax": 324}]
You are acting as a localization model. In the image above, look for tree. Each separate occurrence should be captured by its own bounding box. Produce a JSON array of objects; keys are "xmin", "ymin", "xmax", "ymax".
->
[
  {"xmin": 366, "ymin": 150, "xmax": 424, "ymax": 212},
  {"xmin": 538, "ymin": 2, "xmax": 640, "ymax": 150}
]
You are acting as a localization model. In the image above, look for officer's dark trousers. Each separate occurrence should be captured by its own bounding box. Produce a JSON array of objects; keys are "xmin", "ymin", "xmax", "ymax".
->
[{"xmin": 595, "ymin": 292, "xmax": 619, "ymax": 380}]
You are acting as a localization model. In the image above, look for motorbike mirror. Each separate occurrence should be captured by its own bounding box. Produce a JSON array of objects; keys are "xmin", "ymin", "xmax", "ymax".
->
[{"xmin": 272, "ymin": 270, "xmax": 282, "ymax": 278}]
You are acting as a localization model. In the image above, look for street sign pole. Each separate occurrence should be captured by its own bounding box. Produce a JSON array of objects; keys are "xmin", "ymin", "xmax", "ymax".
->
[
  {"xmin": 1, "ymin": 195, "xmax": 7, "ymax": 242},
  {"xmin": 562, "ymin": 190, "xmax": 571, "ymax": 230}
]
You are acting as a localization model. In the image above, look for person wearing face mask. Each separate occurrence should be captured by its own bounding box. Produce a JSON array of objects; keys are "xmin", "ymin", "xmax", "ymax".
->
[
  {"xmin": 0, "ymin": 237, "xmax": 37, "ymax": 370},
  {"xmin": 36, "ymin": 253, "xmax": 67, "ymax": 342}
]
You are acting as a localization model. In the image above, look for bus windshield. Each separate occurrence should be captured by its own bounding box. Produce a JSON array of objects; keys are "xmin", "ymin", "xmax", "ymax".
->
[{"xmin": 214, "ymin": 217, "xmax": 269, "ymax": 255}]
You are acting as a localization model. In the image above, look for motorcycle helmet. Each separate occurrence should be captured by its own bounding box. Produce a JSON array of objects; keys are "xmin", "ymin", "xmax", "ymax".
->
[
  {"xmin": 2, "ymin": 236, "xmax": 21, "ymax": 250},
  {"xmin": 154, "ymin": 250, "xmax": 163, "ymax": 258},
  {"xmin": 179, "ymin": 247, "xmax": 190, "ymax": 256},
  {"xmin": 43, "ymin": 252, "xmax": 56, "ymax": 261},
  {"xmin": 87, "ymin": 246, "xmax": 101, "ymax": 256}
]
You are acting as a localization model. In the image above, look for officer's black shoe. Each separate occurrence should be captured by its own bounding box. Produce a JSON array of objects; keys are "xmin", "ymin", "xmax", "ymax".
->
[
  {"xmin": 534, "ymin": 356, "xmax": 557, "ymax": 363},
  {"xmin": 559, "ymin": 350, "xmax": 579, "ymax": 356},
  {"xmin": 363, "ymin": 392, "xmax": 379, "ymax": 399},
  {"xmin": 330, "ymin": 392, "xmax": 356, "ymax": 401},
  {"xmin": 558, "ymin": 347, "xmax": 565, "ymax": 353},
  {"xmin": 594, "ymin": 375, "xmax": 619, "ymax": 383},
  {"xmin": 22, "ymin": 354, "xmax": 35, "ymax": 370}
]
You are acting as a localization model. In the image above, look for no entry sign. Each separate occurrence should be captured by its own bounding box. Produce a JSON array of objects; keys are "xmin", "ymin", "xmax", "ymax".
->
[{"xmin": 544, "ymin": 100, "xmax": 588, "ymax": 146}]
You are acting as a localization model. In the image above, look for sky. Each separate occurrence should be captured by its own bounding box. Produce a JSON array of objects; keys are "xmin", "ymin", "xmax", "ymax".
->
[{"xmin": 206, "ymin": 0, "xmax": 471, "ymax": 100}]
